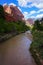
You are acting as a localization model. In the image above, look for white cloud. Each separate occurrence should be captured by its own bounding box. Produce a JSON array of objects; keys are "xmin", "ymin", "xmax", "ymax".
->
[
  {"xmin": 3, "ymin": 3, "xmax": 16, "ymax": 7},
  {"xmin": 30, "ymin": 14, "xmax": 43, "ymax": 19},
  {"xmin": 36, "ymin": 3, "xmax": 43, "ymax": 9},
  {"xmin": 23, "ymin": 12, "xmax": 28, "ymax": 16},
  {"xmin": 29, "ymin": 9, "xmax": 43, "ymax": 15},
  {"xmin": 30, "ymin": 3, "xmax": 43, "ymax": 9},
  {"xmin": 29, "ymin": 11, "xmax": 36, "ymax": 15},
  {"xmin": 23, "ymin": 12, "xmax": 28, "ymax": 15},
  {"xmin": 17, "ymin": 0, "xmax": 43, "ymax": 8},
  {"xmin": 18, "ymin": 7, "xmax": 22, "ymax": 12},
  {"xmin": 23, "ymin": 12, "xmax": 29, "ymax": 19},
  {"xmin": 37, "ymin": 9, "xmax": 43, "ymax": 13},
  {"xmin": 9, "ymin": 3, "xmax": 16, "ymax": 6},
  {"xmin": 23, "ymin": 11, "xmax": 36, "ymax": 18},
  {"xmin": 3, "ymin": 3, "xmax": 7, "ymax": 6},
  {"xmin": 25, "ymin": 9, "xmax": 43, "ymax": 17},
  {"xmin": 30, "ymin": 16, "xmax": 35, "ymax": 18},
  {"xmin": 17, "ymin": 0, "xmax": 28, "ymax": 7},
  {"xmin": 23, "ymin": 11, "xmax": 36, "ymax": 19},
  {"xmin": 36, "ymin": 14, "xmax": 43, "ymax": 18},
  {"xmin": 23, "ymin": 11, "xmax": 43, "ymax": 19}
]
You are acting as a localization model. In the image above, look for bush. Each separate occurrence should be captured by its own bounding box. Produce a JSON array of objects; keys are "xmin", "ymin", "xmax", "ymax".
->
[
  {"xmin": 0, "ymin": 18, "xmax": 30, "ymax": 34},
  {"xmin": 32, "ymin": 18, "xmax": 43, "ymax": 31},
  {"xmin": 30, "ymin": 18, "xmax": 43, "ymax": 65},
  {"xmin": 0, "ymin": 5, "xmax": 5, "ymax": 19}
]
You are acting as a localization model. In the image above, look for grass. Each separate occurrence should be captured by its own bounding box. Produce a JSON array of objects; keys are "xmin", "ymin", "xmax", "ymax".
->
[{"xmin": 30, "ymin": 30, "xmax": 43, "ymax": 65}]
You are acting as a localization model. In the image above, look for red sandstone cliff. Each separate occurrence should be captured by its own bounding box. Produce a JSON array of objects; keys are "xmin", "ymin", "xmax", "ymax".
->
[{"xmin": 3, "ymin": 4, "xmax": 24, "ymax": 22}]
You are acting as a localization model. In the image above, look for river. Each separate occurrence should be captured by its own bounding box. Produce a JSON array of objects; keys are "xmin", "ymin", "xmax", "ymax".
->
[{"xmin": 0, "ymin": 32, "xmax": 36, "ymax": 65}]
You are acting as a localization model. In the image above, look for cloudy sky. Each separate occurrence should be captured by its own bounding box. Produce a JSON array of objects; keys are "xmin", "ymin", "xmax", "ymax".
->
[{"xmin": 0, "ymin": 0, "xmax": 43, "ymax": 19}]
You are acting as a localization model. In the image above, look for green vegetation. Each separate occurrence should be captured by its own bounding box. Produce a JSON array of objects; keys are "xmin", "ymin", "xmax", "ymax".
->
[
  {"xmin": 30, "ymin": 18, "xmax": 43, "ymax": 65},
  {"xmin": 32, "ymin": 18, "xmax": 43, "ymax": 31},
  {"xmin": 0, "ymin": 18, "xmax": 30, "ymax": 35},
  {"xmin": 0, "ymin": 5, "xmax": 30, "ymax": 36},
  {"xmin": 0, "ymin": 5, "xmax": 5, "ymax": 19}
]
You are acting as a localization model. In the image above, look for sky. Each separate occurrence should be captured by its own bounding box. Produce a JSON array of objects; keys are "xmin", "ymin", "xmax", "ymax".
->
[{"xmin": 0, "ymin": 0, "xmax": 43, "ymax": 19}]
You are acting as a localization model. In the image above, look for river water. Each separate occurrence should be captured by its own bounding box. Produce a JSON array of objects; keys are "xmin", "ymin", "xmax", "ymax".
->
[{"xmin": 0, "ymin": 32, "xmax": 36, "ymax": 65}]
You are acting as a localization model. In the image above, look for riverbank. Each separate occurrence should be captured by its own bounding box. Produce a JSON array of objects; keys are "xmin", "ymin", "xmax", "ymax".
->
[
  {"xmin": 0, "ymin": 31, "xmax": 25, "ymax": 43},
  {"xmin": 30, "ymin": 31, "xmax": 43, "ymax": 65}
]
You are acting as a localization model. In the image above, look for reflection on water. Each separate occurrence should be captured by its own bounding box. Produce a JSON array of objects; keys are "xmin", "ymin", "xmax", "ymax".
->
[{"xmin": 0, "ymin": 32, "xmax": 36, "ymax": 65}]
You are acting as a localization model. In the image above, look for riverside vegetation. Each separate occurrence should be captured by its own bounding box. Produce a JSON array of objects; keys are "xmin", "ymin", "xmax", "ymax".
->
[
  {"xmin": 0, "ymin": 5, "xmax": 30, "ymax": 42},
  {"xmin": 30, "ymin": 18, "xmax": 43, "ymax": 65}
]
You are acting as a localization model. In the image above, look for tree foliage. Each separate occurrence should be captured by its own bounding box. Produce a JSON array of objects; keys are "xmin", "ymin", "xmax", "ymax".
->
[
  {"xmin": 0, "ymin": 5, "xmax": 5, "ymax": 19},
  {"xmin": 32, "ymin": 18, "xmax": 43, "ymax": 31}
]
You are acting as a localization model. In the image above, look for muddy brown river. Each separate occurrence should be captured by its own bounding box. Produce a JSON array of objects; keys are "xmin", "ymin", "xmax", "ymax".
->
[{"xmin": 0, "ymin": 32, "xmax": 36, "ymax": 65}]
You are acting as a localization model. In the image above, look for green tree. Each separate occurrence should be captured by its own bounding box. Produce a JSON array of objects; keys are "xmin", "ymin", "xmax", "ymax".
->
[
  {"xmin": 0, "ymin": 5, "xmax": 5, "ymax": 19},
  {"xmin": 32, "ymin": 18, "xmax": 43, "ymax": 31}
]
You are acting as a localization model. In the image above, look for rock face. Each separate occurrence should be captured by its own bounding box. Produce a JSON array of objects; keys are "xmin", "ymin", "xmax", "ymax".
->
[
  {"xmin": 3, "ymin": 5, "xmax": 24, "ymax": 22},
  {"xmin": 26, "ymin": 18, "xmax": 34, "ymax": 25}
]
